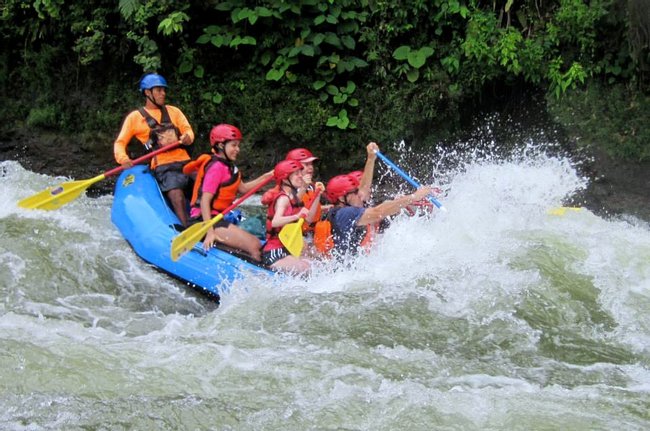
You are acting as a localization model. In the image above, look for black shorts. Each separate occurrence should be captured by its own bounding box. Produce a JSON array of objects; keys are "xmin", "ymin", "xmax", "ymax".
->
[
  {"xmin": 262, "ymin": 247, "xmax": 289, "ymax": 266},
  {"xmin": 154, "ymin": 161, "xmax": 189, "ymax": 192}
]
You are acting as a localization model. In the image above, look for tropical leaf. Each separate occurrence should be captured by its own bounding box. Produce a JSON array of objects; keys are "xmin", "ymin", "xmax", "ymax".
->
[
  {"xmin": 393, "ymin": 46, "xmax": 411, "ymax": 60},
  {"xmin": 266, "ymin": 68, "xmax": 284, "ymax": 81},
  {"xmin": 118, "ymin": 0, "xmax": 140, "ymax": 19},
  {"xmin": 407, "ymin": 47, "xmax": 434, "ymax": 68}
]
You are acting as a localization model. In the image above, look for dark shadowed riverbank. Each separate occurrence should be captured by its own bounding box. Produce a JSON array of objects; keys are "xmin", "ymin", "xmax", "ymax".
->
[{"xmin": 573, "ymin": 146, "xmax": 650, "ymax": 223}]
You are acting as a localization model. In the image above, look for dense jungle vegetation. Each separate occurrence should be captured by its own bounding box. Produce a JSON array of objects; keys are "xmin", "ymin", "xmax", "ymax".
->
[{"xmin": 1, "ymin": 0, "xmax": 648, "ymax": 175}]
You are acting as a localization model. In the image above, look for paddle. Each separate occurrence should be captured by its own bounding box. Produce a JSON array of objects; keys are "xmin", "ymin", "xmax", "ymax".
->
[
  {"xmin": 374, "ymin": 150, "xmax": 447, "ymax": 212},
  {"xmin": 279, "ymin": 189, "xmax": 322, "ymax": 257},
  {"xmin": 170, "ymin": 176, "xmax": 274, "ymax": 262},
  {"xmin": 547, "ymin": 206, "xmax": 582, "ymax": 216},
  {"xmin": 18, "ymin": 142, "xmax": 181, "ymax": 211}
]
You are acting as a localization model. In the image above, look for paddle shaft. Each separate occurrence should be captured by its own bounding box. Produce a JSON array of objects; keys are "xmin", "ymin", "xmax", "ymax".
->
[
  {"xmin": 215, "ymin": 177, "xmax": 275, "ymax": 223},
  {"xmin": 302, "ymin": 188, "xmax": 322, "ymax": 218},
  {"xmin": 292, "ymin": 187, "xmax": 322, "ymax": 224},
  {"xmin": 375, "ymin": 150, "xmax": 445, "ymax": 210},
  {"xmin": 105, "ymin": 142, "xmax": 182, "ymax": 178}
]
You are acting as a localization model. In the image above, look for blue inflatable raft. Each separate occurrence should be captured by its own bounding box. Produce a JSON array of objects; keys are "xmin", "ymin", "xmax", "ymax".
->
[{"xmin": 111, "ymin": 165, "xmax": 272, "ymax": 299}]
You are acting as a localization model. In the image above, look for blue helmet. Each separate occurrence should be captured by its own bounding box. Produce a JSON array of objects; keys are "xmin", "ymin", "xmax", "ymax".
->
[{"xmin": 139, "ymin": 73, "xmax": 168, "ymax": 92}]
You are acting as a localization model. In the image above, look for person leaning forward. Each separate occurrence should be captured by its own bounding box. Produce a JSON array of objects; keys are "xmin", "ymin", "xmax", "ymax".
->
[
  {"xmin": 325, "ymin": 143, "xmax": 437, "ymax": 256},
  {"xmin": 113, "ymin": 73, "xmax": 194, "ymax": 227}
]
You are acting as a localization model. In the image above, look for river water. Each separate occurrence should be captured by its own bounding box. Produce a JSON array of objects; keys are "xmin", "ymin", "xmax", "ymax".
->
[{"xmin": 1, "ymin": 144, "xmax": 649, "ymax": 430}]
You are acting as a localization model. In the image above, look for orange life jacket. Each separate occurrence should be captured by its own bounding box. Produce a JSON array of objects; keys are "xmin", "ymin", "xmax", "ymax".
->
[
  {"xmin": 184, "ymin": 154, "xmax": 241, "ymax": 213},
  {"xmin": 313, "ymin": 207, "xmax": 376, "ymax": 258},
  {"xmin": 301, "ymin": 188, "xmax": 322, "ymax": 233},
  {"xmin": 313, "ymin": 219, "xmax": 334, "ymax": 257},
  {"xmin": 360, "ymin": 223, "xmax": 377, "ymax": 251}
]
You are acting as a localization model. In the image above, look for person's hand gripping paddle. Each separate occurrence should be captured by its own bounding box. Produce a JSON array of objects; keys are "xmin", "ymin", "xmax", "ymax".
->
[
  {"xmin": 375, "ymin": 150, "xmax": 446, "ymax": 212},
  {"xmin": 279, "ymin": 189, "xmax": 322, "ymax": 257},
  {"xmin": 18, "ymin": 142, "xmax": 181, "ymax": 211}
]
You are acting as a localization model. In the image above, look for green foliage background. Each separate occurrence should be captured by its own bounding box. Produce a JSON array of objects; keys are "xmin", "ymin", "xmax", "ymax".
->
[{"xmin": 1, "ymin": 0, "xmax": 648, "ymax": 174}]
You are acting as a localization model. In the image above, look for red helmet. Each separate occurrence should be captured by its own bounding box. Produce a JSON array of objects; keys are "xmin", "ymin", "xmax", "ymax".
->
[
  {"xmin": 326, "ymin": 174, "xmax": 359, "ymax": 203},
  {"xmin": 348, "ymin": 170, "xmax": 363, "ymax": 183},
  {"xmin": 286, "ymin": 148, "xmax": 318, "ymax": 163},
  {"xmin": 274, "ymin": 159, "xmax": 303, "ymax": 183},
  {"xmin": 210, "ymin": 124, "xmax": 242, "ymax": 146}
]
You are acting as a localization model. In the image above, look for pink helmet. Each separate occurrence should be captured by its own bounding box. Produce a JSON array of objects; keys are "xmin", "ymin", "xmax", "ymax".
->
[
  {"xmin": 209, "ymin": 124, "xmax": 242, "ymax": 146},
  {"xmin": 286, "ymin": 148, "xmax": 318, "ymax": 163},
  {"xmin": 274, "ymin": 159, "xmax": 303, "ymax": 183},
  {"xmin": 326, "ymin": 174, "xmax": 359, "ymax": 203}
]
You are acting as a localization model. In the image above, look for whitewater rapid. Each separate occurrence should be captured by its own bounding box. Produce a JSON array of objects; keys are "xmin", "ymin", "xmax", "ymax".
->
[{"xmin": 1, "ymin": 149, "xmax": 649, "ymax": 430}]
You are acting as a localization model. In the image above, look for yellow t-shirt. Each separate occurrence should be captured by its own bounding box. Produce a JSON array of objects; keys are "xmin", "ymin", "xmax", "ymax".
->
[{"xmin": 113, "ymin": 105, "xmax": 194, "ymax": 168}]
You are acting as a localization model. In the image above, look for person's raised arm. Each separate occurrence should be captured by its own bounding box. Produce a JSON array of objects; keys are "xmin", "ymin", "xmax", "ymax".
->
[{"xmin": 358, "ymin": 142, "xmax": 378, "ymax": 203}]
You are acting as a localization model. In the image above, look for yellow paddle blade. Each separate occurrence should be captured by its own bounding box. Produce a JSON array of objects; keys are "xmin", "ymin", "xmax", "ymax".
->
[
  {"xmin": 18, "ymin": 174, "xmax": 105, "ymax": 210},
  {"xmin": 547, "ymin": 206, "xmax": 582, "ymax": 216},
  {"xmin": 170, "ymin": 214, "xmax": 223, "ymax": 261},
  {"xmin": 279, "ymin": 218, "xmax": 305, "ymax": 257}
]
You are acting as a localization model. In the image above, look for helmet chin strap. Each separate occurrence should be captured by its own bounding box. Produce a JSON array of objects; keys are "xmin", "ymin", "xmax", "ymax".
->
[
  {"xmin": 343, "ymin": 190, "xmax": 356, "ymax": 206},
  {"xmin": 217, "ymin": 142, "xmax": 234, "ymax": 162},
  {"xmin": 145, "ymin": 90, "xmax": 163, "ymax": 108},
  {"xmin": 283, "ymin": 178, "xmax": 300, "ymax": 197}
]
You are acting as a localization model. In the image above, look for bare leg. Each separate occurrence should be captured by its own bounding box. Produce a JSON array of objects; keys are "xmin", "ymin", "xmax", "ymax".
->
[
  {"xmin": 214, "ymin": 224, "xmax": 263, "ymax": 261},
  {"xmin": 270, "ymin": 255, "xmax": 311, "ymax": 275},
  {"xmin": 167, "ymin": 188, "xmax": 188, "ymax": 227}
]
